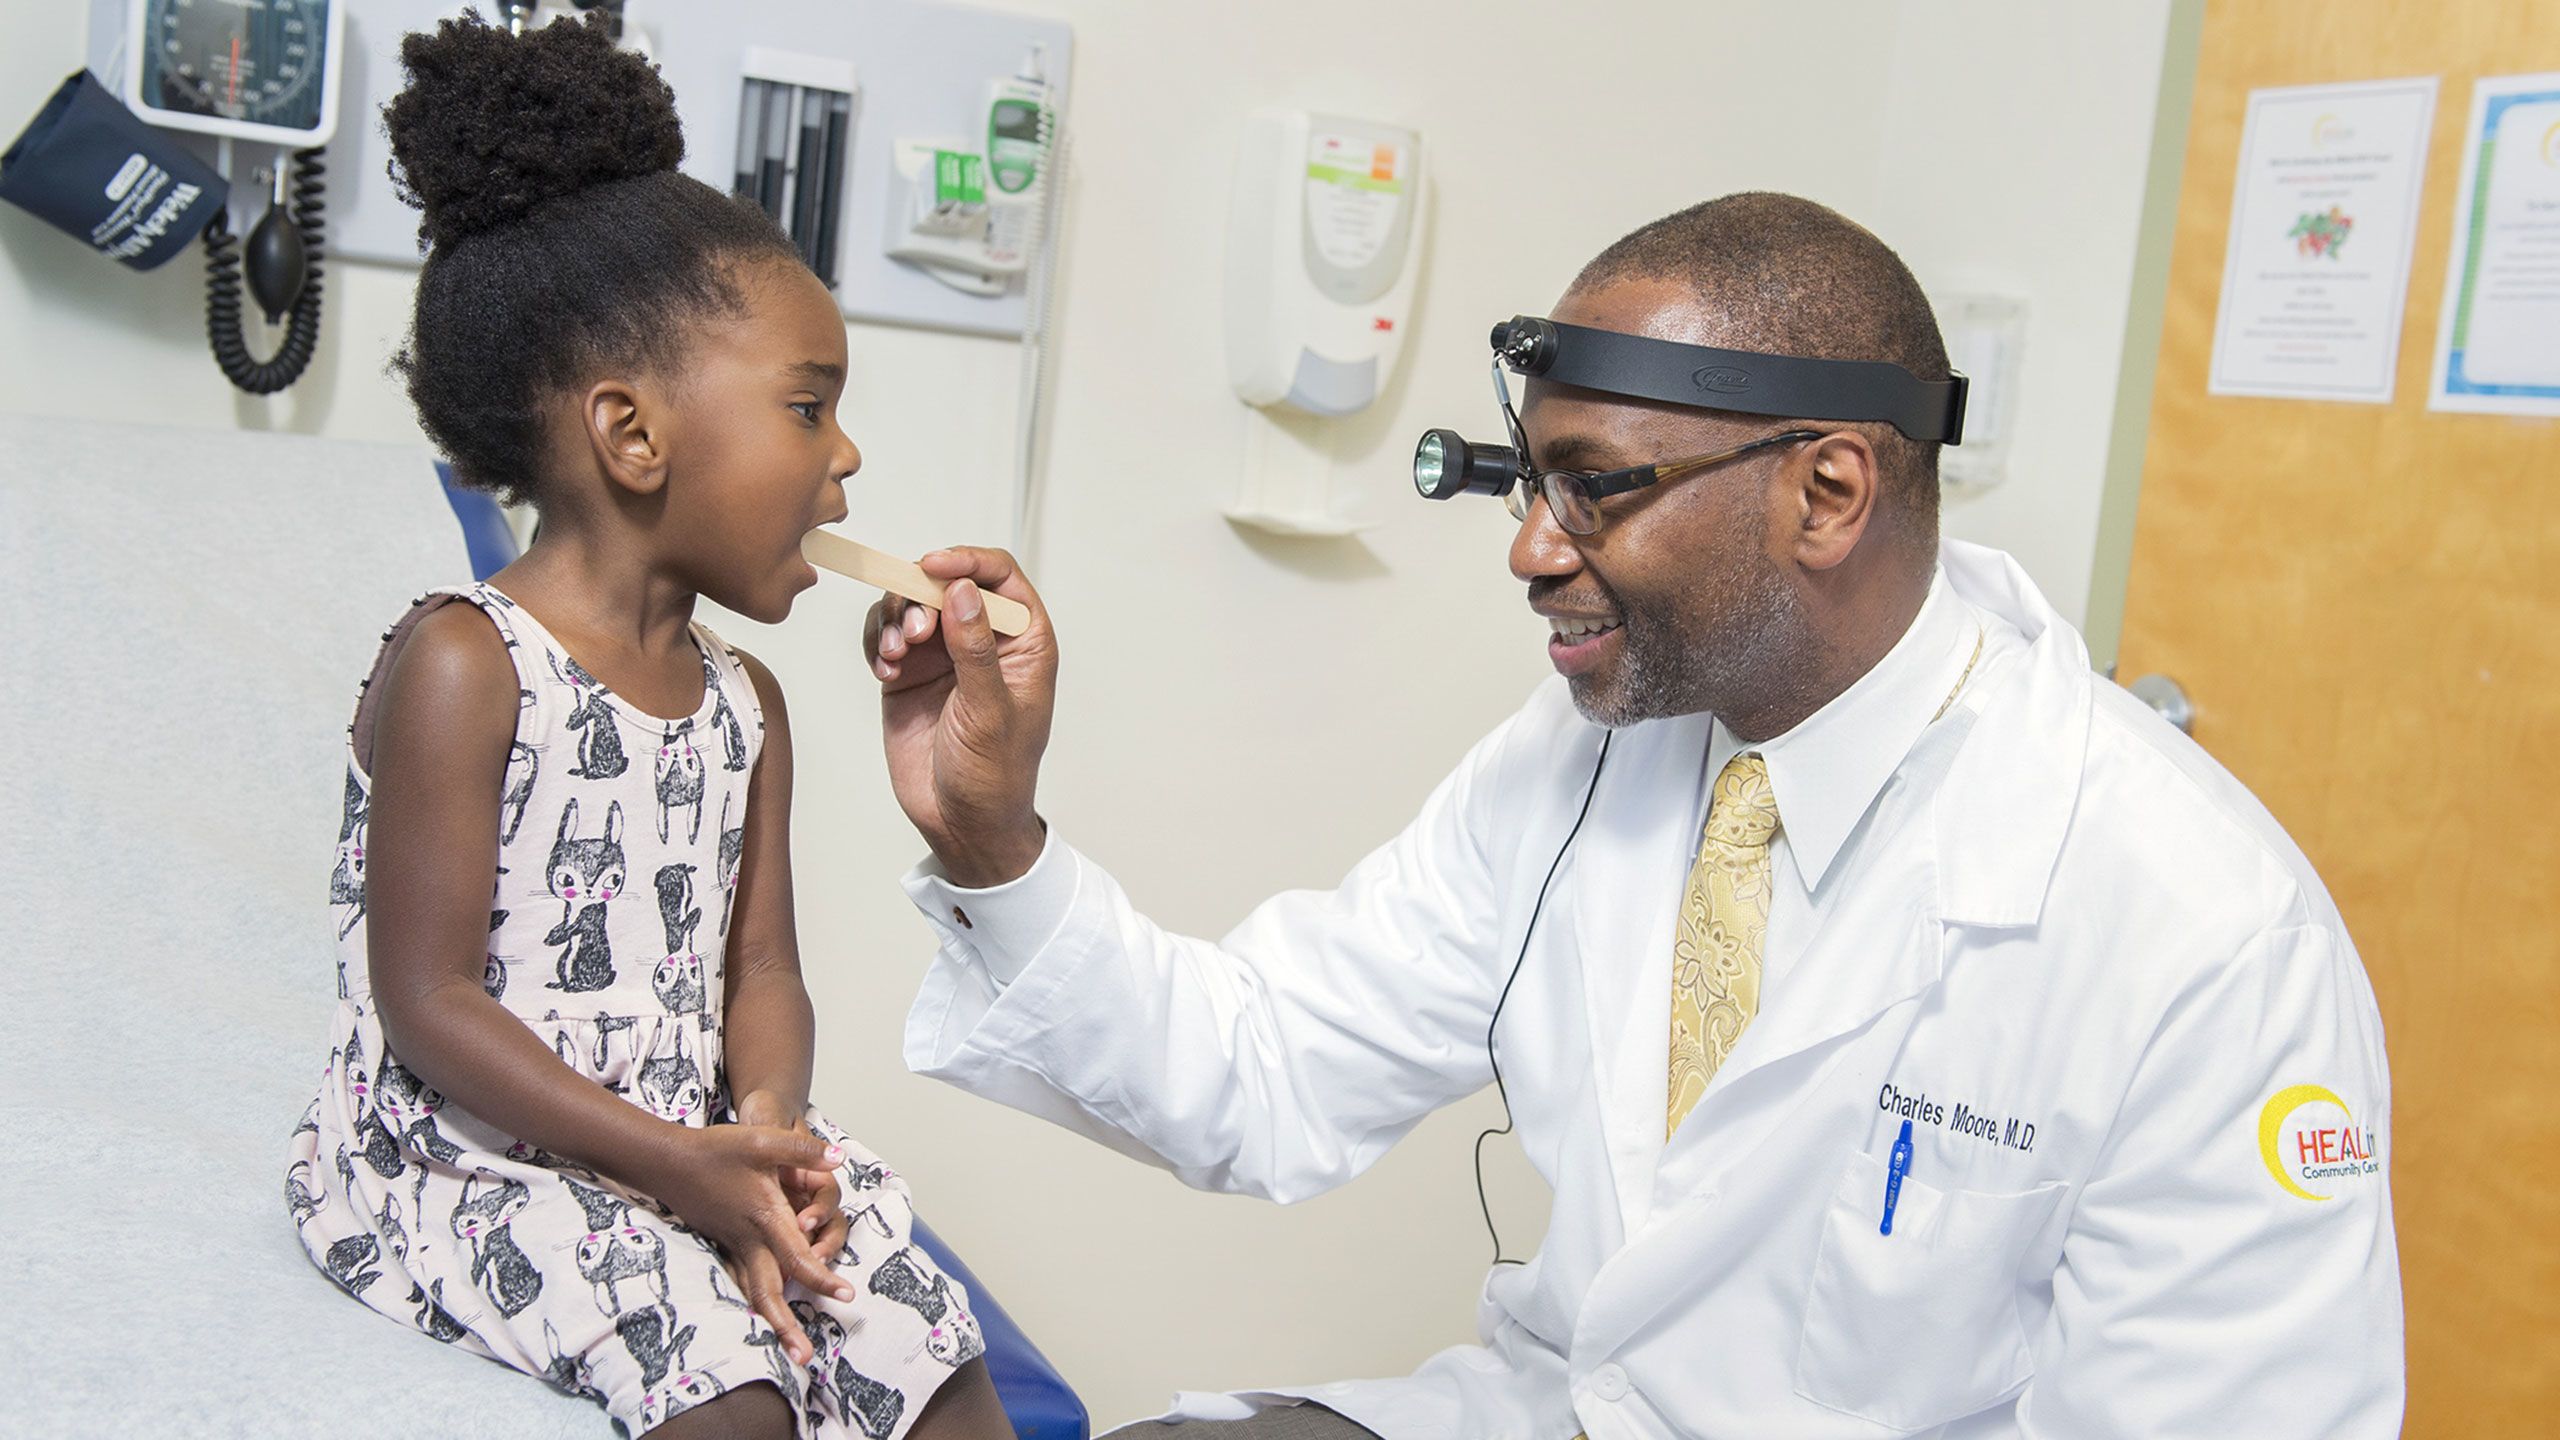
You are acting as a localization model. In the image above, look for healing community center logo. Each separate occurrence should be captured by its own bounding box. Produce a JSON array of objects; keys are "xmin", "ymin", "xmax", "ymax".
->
[{"xmin": 2257, "ymin": 1083, "xmax": 2381, "ymax": 1202}]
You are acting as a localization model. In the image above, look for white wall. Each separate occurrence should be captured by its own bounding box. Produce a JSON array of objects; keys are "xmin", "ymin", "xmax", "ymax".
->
[
  {"xmin": 1865, "ymin": 1, "xmax": 2176, "ymax": 639},
  {"xmin": 0, "ymin": 0, "xmax": 2169, "ymax": 1423}
]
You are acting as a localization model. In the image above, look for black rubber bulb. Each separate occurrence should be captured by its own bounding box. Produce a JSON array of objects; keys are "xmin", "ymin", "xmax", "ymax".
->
[{"xmin": 244, "ymin": 199, "xmax": 309, "ymax": 325}]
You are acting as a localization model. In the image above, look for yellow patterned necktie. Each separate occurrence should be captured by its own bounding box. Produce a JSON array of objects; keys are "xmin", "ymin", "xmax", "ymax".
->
[{"xmin": 1666, "ymin": 752, "xmax": 1782, "ymax": 1138}]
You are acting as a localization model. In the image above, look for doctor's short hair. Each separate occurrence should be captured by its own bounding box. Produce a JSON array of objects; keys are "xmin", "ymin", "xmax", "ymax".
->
[
  {"xmin": 1573, "ymin": 193, "xmax": 1952, "ymax": 552},
  {"xmin": 383, "ymin": 12, "xmax": 802, "ymax": 507}
]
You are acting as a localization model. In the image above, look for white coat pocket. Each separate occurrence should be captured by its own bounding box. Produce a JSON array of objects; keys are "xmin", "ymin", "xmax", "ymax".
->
[{"xmin": 1793, "ymin": 1148, "xmax": 2067, "ymax": 1432}]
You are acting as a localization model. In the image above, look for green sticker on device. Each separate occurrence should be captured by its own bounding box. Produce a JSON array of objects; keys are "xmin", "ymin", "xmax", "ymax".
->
[
  {"xmin": 1304, "ymin": 162, "xmax": 1404, "ymax": 195},
  {"xmin": 933, "ymin": 150, "xmax": 986, "ymax": 206}
]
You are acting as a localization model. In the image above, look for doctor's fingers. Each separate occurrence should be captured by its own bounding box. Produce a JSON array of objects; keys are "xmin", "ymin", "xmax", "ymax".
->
[
  {"xmin": 918, "ymin": 545, "xmax": 1053, "ymax": 627},
  {"xmin": 936, "ymin": 578, "xmax": 1049, "ymax": 725}
]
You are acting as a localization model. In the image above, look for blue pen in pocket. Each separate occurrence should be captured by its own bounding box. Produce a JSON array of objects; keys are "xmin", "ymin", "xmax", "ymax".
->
[{"xmin": 1881, "ymin": 1117, "xmax": 1914, "ymax": 1235}]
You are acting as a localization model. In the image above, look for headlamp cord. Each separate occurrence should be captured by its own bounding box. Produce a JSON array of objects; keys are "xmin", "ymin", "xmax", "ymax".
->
[
  {"xmin": 1475, "ymin": 729, "xmax": 1612, "ymax": 1268},
  {"xmin": 1470, "ymin": 622, "xmax": 1984, "ymax": 1268}
]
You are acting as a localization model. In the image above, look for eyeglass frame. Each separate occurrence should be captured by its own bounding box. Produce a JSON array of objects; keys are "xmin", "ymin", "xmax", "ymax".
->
[{"xmin": 1490, "ymin": 358, "xmax": 1825, "ymax": 536}]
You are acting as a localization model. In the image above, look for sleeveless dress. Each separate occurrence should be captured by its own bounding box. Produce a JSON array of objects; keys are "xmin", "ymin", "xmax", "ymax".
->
[{"xmin": 287, "ymin": 585, "xmax": 981, "ymax": 1440}]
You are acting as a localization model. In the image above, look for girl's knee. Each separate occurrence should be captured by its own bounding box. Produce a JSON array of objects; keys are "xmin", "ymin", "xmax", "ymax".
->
[{"xmin": 905, "ymin": 1357, "xmax": 1015, "ymax": 1440}]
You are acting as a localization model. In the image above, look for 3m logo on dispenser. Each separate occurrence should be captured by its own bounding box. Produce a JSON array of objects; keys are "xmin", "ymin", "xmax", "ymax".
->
[{"xmin": 2257, "ymin": 1083, "xmax": 2381, "ymax": 1201}]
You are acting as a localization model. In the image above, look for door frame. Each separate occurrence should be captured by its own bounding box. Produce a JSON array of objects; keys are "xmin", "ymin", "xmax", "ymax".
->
[{"xmin": 2083, "ymin": 0, "xmax": 2207, "ymax": 674}]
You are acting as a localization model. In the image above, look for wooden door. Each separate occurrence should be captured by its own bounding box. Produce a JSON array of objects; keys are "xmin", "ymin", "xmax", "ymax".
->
[{"xmin": 2117, "ymin": 1, "xmax": 2559, "ymax": 1432}]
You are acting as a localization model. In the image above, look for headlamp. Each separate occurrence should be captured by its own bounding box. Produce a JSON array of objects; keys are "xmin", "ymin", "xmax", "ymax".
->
[
  {"xmin": 1411, "ymin": 428, "xmax": 1521, "ymax": 502},
  {"xmin": 1413, "ymin": 315, "xmax": 1969, "ymax": 510}
]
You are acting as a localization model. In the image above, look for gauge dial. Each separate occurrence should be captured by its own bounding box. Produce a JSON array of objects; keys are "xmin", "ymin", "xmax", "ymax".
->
[{"xmin": 146, "ymin": 0, "xmax": 331, "ymax": 132}]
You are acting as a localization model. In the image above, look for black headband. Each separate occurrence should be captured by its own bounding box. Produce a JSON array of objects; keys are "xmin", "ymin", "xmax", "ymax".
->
[{"xmin": 1493, "ymin": 316, "xmax": 1968, "ymax": 445}]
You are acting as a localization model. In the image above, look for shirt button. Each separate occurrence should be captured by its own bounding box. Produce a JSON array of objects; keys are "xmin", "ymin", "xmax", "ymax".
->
[
  {"xmin": 951, "ymin": 906, "xmax": 973, "ymax": 930},
  {"xmin": 1591, "ymin": 1363, "xmax": 1629, "ymax": 1401}
]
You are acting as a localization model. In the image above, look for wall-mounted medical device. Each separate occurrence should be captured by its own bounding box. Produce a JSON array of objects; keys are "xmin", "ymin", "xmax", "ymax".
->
[
  {"xmin": 1226, "ymin": 108, "xmax": 1425, "ymax": 418},
  {"xmin": 1935, "ymin": 293, "xmax": 2024, "ymax": 495},
  {"xmin": 133, "ymin": 0, "xmax": 351, "ymax": 395},
  {"xmin": 734, "ymin": 47, "xmax": 858, "ymax": 289},
  {"xmin": 23, "ymin": 0, "xmax": 1070, "ymax": 528},
  {"xmin": 122, "ymin": 0, "xmax": 349, "ymax": 148},
  {"xmin": 52, "ymin": 0, "xmax": 1072, "ymax": 339},
  {"xmin": 0, "ymin": 0, "xmax": 352, "ymax": 393},
  {"xmin": 885, "ymin": 48, "xmax": 1055, "ymax": 297},
  {"xmin": 0, "ymin": 70, "xmax": 228, "ymax": 271},
  {"xmin": 1219, "ymin": 108, "xmax": 1425, "ymax": 537}
]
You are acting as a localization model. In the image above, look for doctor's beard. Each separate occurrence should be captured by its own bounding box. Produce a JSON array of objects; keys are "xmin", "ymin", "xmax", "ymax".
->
[{"xmin": 1568, "ymin": 550, "xmax": 1821, "ymax": 734}]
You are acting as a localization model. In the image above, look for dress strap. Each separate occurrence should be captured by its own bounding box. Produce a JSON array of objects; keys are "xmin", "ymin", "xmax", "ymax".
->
[
  {"xmin": 346, "ymin": 587, "xmax": 476, "ymax": 753},
  {"xmin": 690, "ymin": 622, "xmax": 767, "ymax": 780},
  {"xmin": 343, "ymin": 586, "xmax": 558, "ymax": 799},
  {"xmin": 458, "ymin": 582, "xmax": 558, "ymax": 711}
]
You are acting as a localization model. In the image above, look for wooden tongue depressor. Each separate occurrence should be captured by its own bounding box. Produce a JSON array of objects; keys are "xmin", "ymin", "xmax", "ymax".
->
[{"xmin": 801, "ymin": 528, "xmax": 1031, "ymax": 637}]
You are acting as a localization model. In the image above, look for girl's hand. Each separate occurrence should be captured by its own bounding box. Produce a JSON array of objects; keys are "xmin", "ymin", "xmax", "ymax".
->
[
  {"xmin": 633, "ymin": 1121, "xmax": 851, "ymax": 1365},
  {"xmin": 733, "ymin": 1091, "xmax": 854, "ymax": 1264},
  {"xmin": 791, "ymin": 1167, "xmax": 852, "ymax": 1265}
]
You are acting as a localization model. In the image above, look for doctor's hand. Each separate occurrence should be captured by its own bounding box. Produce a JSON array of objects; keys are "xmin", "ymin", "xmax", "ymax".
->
[{"xmin": 863, "ymin": 546, "xmax": 1057, "ymax": 888}]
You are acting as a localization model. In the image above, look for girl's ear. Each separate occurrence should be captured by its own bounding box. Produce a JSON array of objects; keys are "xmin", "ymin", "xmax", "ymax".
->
[{"xmin": 583, "ymin": 378, "xmax": 670, "ymax": 498}]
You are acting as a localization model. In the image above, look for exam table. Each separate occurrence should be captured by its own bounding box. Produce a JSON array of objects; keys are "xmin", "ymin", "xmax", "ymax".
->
[{"xmin": 0, "ymin": 416, "xmax": 1087, "ymax": 1439}]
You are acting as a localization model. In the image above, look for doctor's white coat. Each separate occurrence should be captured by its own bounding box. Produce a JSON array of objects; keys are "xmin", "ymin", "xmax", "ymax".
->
[{"xmin": 901, "ymin": 542, "xmax": 2403, "ymax": 1439}]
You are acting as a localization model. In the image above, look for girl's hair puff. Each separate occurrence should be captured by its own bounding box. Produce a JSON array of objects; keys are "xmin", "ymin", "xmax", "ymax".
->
[{"xmin": 384, "ymin": 13, "xmax": 803, "ymax": 506}]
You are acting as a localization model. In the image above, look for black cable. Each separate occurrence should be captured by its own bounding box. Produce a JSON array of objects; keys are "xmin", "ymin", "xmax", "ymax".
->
[
  {"xmin": 204, "ymin": 147, "xmax": 326, "ymax": 395},
  {"xmin": 1474, "ymin": 730, "xmax": 1612, "ymax": 1267}
]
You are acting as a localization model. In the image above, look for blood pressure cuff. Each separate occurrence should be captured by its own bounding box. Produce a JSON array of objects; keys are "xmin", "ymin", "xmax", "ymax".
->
[{"xmin": 0, "ymin": 71, "xmax": 228, "ymax": 270}]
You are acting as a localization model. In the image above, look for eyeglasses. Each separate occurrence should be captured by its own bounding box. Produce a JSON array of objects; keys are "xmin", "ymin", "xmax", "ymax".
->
[
  {"xmin": 1502, "ymin": 431, "xmax": 1826, "ymax": 534},
  {"xmin": 1488, "ymin": 361, "xmax": 1822, "ymax": 536}
]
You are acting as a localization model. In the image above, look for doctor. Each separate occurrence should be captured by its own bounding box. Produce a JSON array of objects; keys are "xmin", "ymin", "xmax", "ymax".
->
[{"xmin": 860, "ymin": 192, "xmax": 2404, "ymax": 1439}]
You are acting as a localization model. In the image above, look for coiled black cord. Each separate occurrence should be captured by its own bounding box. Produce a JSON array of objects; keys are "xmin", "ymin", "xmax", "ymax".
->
[{"xmin": 204, "ymin": 147, "xmax": 326, "ymax": 395}]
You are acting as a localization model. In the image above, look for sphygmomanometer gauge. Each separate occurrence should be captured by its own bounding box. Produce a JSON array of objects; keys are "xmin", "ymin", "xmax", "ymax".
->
[
  {"xmin": 130, "ymin": 0, "xmax": 343, "ymax": 148},
  {"xmin": 120, "ymin": 0, "xmax": 348, "ymax": 395}
]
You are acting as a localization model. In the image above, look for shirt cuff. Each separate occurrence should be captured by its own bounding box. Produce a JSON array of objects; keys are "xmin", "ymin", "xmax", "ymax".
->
[{"xmin": 900, "ymin": 827, "xmax": 1079, "ymax": 985}]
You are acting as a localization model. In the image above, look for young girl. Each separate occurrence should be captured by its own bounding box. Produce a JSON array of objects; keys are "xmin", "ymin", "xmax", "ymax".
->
[{"xmin": 286, "ymin": 18, "xmax": 1012, "ymax": 1440}]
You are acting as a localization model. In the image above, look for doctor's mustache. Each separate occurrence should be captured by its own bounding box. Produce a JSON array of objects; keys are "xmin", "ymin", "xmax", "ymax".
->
[{"xmin": 1526, "ymin": 574, "xmax": 1622, "ymax": 617}]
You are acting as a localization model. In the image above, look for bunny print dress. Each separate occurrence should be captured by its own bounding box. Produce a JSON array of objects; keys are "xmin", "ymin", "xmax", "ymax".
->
[{"xmin": 288, "ymin": 586, "xmax": 982, "ymax": 1440}]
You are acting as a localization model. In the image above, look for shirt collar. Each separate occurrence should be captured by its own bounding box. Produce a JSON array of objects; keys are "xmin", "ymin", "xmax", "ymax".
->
[{"xmin": 1706, "ymin": 569, "xmax": 1980, "ymax": 890}]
